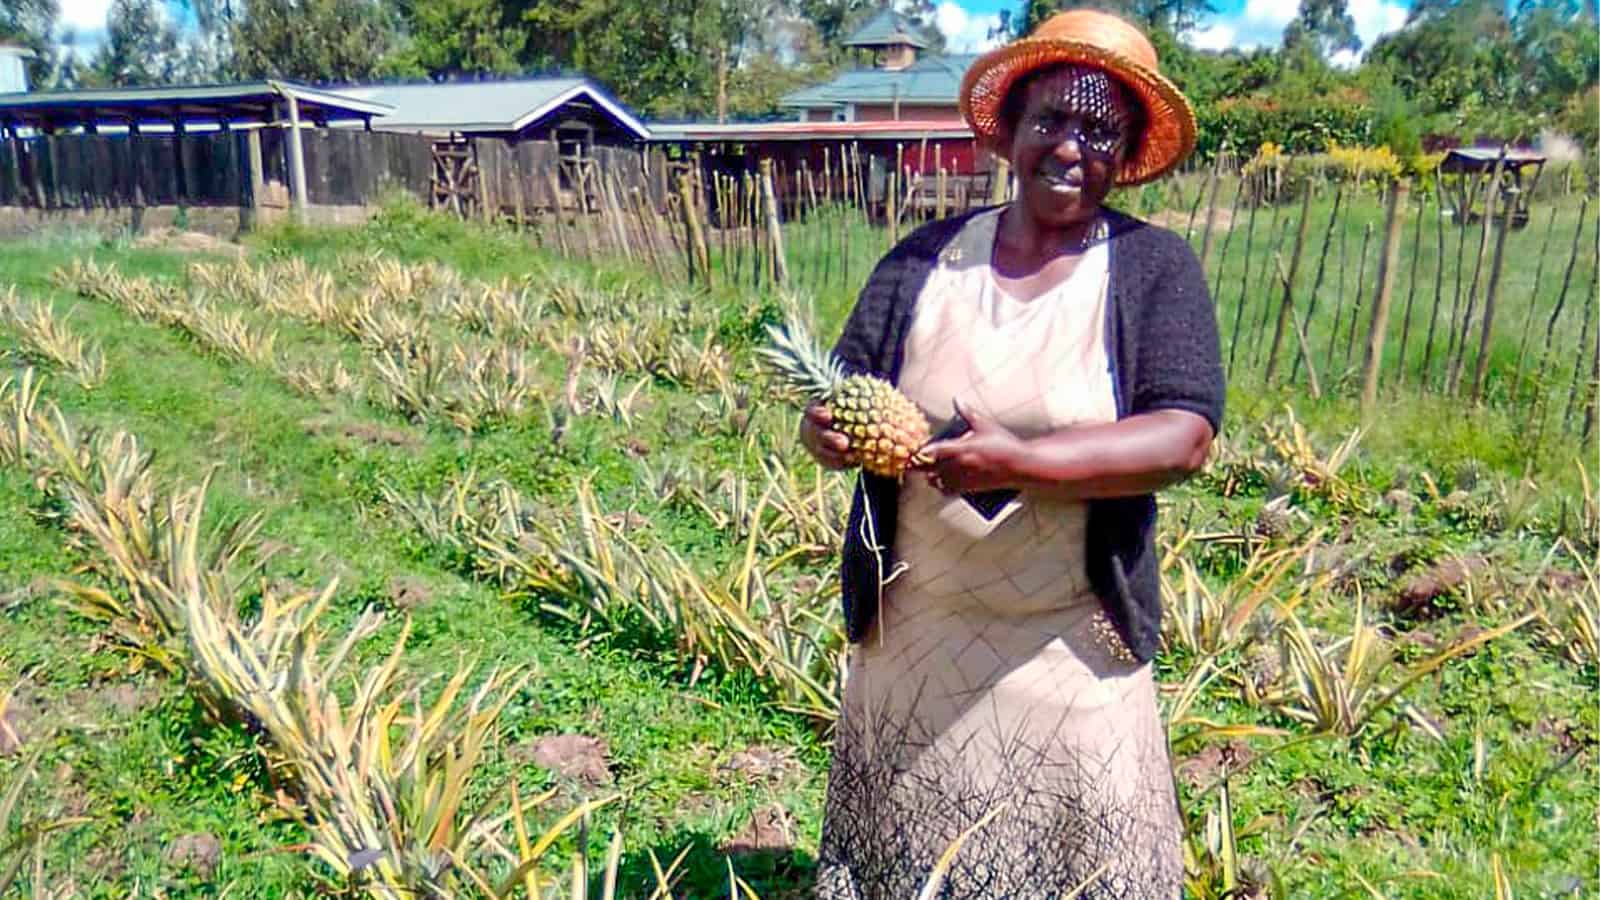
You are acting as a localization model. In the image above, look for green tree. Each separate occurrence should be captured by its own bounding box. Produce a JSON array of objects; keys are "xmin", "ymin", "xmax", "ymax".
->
[
  {"xmin": 93, "ymin": 0, "xmax": 185, "ymax": 86},
  {"xmin": 0, "ymin": 0, "xmax": 62, "ymax": 87},
  {"xmin": 387, "ymin": 0, "xmax": 525, "ymax": 78},
  {"xmin": 1021, "ymin": 0, "xmax": 1215, "ymax": 35},
  {"xmin": 231, "ymin": 0, "xmax": 403, "ymax": 82},
  {"xmin": 1282, "ymin": 0, "xmax": 1361, "ymax": 59}
]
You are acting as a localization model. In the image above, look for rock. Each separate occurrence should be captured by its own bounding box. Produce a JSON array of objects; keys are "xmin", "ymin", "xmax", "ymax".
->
[
  {"xmin": 165, "ymin": 832, "xmax": 222, "ymax": 878},
  {"xmin": 518, "ymin": 734, "xmax": 612, "ymax": 785},
  {"xmin": 721, "ymin": 804, "xmax": 796, "ymax": 854}
]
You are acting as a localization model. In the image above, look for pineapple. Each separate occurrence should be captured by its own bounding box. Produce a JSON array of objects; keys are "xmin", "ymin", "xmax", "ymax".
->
[{"xmin": 760, "ymin": 317, "xmax": 931, "ymax": 479}]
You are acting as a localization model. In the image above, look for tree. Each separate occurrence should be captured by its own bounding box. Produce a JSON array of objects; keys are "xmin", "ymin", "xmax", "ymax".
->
[
  {"xmin": 93, "ymin": 0, "xmax": 185, "ymax": 86},
  {"xmin": 231, "ymin": 0, "xmax": 403, "ymax": 83},
  {"xmin": 0, "ymin": 0, "xmax": 62, "ymax": 87},
  {"xmin": 387, "ymin": 0, "xmax": 525, "ymax": 79},
  {"xmin": 1282, "ymin": 0, "xmax": 1361, "ymax": 59},
  {"xmin": 1021, "ymin": 0, "xmax": 1215, "ymax": 36}
]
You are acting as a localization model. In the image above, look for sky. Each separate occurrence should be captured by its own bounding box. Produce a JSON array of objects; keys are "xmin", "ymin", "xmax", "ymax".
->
[
  {"xmin": 937, "ymin": 0, "xmax": 1414, "ymax": 65},
  {"xmin": 52, "ymin": 0, "xmax": 1417, "ymax": 64}
]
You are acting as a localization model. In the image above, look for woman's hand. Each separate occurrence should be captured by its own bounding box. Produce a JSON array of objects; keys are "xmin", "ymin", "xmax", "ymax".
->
[
  {"xmin": 800, "ymin": 403, "xmax": 854, "ymax": 471},
  {"xmin": 918, "ymin": 399, "xmax": 1029, "ymax": 494}
]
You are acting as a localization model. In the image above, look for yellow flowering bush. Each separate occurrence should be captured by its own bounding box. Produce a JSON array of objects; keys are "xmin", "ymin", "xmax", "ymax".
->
[{"xmin": 1326, "ymin": 142, "xmax": 1405, "ymax": 184}]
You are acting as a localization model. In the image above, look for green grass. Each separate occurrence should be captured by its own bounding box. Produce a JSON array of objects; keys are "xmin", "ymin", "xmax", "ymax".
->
[{"xmin": 0, "ymin": 195, "xmax": 1594, "ymax": 897}]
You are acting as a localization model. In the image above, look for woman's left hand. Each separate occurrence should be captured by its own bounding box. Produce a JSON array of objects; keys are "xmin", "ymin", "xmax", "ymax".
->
[{"xmin": 917, "ymin": 399, "xmax": 1030, "ymax": 495}]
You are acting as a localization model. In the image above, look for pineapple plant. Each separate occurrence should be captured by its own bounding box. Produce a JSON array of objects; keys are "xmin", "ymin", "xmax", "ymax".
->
[{"xmin": 760, "ymin": 316, "xmax": 931, "ymax": 479}]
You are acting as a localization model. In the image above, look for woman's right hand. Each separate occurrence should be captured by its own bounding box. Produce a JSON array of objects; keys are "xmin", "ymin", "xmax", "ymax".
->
[{"xmin": 800, "ymin": 403, "xmax": 854, "ymax": 471}]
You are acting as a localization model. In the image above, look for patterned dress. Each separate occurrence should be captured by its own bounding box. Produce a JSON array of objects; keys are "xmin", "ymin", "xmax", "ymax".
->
[{"xmin": 815, "ymin": 209, "xmax": 1184, "ymax": 900}]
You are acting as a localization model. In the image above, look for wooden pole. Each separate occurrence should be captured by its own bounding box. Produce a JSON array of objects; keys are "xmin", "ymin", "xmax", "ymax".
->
[
  {"xmin": 1225, "ymin": 191, "xmax": 1260, "ymax": 375},
  {"xmin": 1249, "ymin": 197, "xmax": 1289, "ymax": 368},
  {"xmin": 1265, "ymin": 186, "xmax": 1315, "ymax": 383},
  {"xmin": 1565, "ymin": 253, "xmax": 1598, "ymax": 432},
  {"xmin": 1209, "ymin": 174, "xmax": 1246, "ymax": 302},
  {"xmin": 544, "ymin": 167, "xmax": 569, "ymax": 258},
  {"xmin": 243, "ymin": 127, "xmax": 265, "ymax": 233},
  {"xmin": 1343, "ymin": 221, "xmax": 1376, "ymax": 372},
  {"xmin": 678, "ymin": 171, "xmax": 711, "ymax": 286},
  {"xmin": 284, "ymin": 95, "xmax": 309, "ymax": 223},
  {"xmin": 760, "ymin": 159, "xmax": 788, "ymax": 286},
  {"xmin": 1451, "ymin": 155, "xmax": 1508, "ymax": 391},
  {"xmin": 1531, "ymin": 197, "xmax": 1589, "ymax": 409},
  {"xmin": 1197, "ymin": 160, "xmax": 1225, "ymax": 266},
  {"xmin": 1361, "ymin": 182, "xmax": 1409, "ymax": 417},
  {"xmin": 1512, "ymin": 204, "xmax": 1563, "ymax": 400},
  {"xmin": 1396, "ymin": 190, "xmax": 1426, "ymax": 384},
  {"xmin": 1421, "ymin": 177, "xmax": 1449, "ymax": 388},
  {"xmin": 1296, "ymin": 185, "xmax": 1343, "ymax": 382},
  {"xmin": 1469, "ymin": 179, "xmax": 1518, "ymax": 403},
  {"xmin": 128, "ymin": 122, "xmax": 145, "ymax": 235}
]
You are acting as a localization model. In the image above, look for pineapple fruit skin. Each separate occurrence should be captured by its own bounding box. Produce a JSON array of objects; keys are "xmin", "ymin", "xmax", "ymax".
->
[
  {"xmin": 828, "ymin": 374, "xmax": 931, "ymax": 479},
  {"xmin": 760, "ymin": 317, "xmax": 933, "ymax": 480}
]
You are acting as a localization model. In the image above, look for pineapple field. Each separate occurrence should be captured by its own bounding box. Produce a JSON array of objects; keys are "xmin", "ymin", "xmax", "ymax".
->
[{"xmin": 0, "ymin": 191, "xmax": 1594, "ymax": 899}]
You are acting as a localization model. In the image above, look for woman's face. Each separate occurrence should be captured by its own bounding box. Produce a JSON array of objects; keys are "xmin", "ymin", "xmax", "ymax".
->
[{"xmin": 1000, "ymin": 66, "xmax": 1136, "ymax": 230}]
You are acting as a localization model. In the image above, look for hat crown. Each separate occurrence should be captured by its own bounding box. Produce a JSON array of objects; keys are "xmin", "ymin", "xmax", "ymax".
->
[{"xmin": 1031, "ymin": 10, "xmax": 1159, "ymax": 72}]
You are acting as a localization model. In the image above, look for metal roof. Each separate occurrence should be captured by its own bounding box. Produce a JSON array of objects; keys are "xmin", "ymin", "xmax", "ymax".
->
[
  {"xmin": 780, "ymin": 54, "xmax": 977, "ymax": 108},
  {"xmin": 1439, "ymin": 147, "xmax": 1548, "ymax": 171},
  {"xmin": 332, "ymin": 78, "xmax": 650, "ymax": 139},
  {"xmin": 0, "ymin": 80, "xmax": 391, "ymax": 132},
  {"xmin": 647, "ymin": 119, "xmax": 972, "ymax": 143},
  {"xmin": 843, "ymin": 8, "xmax": 931, "ymax": 49}
]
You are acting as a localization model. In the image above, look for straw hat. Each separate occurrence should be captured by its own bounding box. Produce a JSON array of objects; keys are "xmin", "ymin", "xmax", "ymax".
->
[{"xmin": 959, "ymin": 9, "xmax": 1197, "ymax": 186}]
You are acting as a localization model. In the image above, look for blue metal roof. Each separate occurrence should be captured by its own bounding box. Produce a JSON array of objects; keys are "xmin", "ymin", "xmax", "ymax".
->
[
  {"xmin": 843, "ymin": 8, "xmax": 932, "ymax": 49},
  {"xmin": 780, "ymin": 54, "xmax": 977, "ymax": 108}
]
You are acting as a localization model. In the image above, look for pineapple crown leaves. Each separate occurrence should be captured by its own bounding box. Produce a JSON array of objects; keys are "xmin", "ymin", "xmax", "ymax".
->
[{"xmin": 757, "ymin": 315, "xmax": 846, "ymax": 402}]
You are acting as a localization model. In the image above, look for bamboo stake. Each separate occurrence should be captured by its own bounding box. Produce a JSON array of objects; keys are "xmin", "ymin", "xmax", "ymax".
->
[
  {"xmin": 677, "ymin": 171, "xmax": 711, "ymax": 286},
  {"xmin": 1565, "ymin": 257, "xmax": 1597, "ymax": 433},
  {"xmin": 1512, "ymin": 203, "xmax": 1562, "ymax": 401},
  {"xmin": 1532, "ymin": 198, "xmax": 1590, "ymax": 422},
  {"xmin": 760, "ymin": 159, "xmax": 788, "ymax": 286},
  {"xmin": 1469, "ymin": 180, "xmax": 1518, "ymax": 403},
  {"xmin": 1225, "ymin": 192, "xmax": 1260, "ymax": 374},
  {"xmin": 1396, "ymin": 189, "xmax": 1426, "ymax": 385},
  {"xmin": 1420, "ymin": 177, "xmax": 1449, "ymax": 388},
  {"xmin": 1266, "ymin": 186, "xmax": 1316, "ymax": 382},
  {"xmin": 1441, "ymin": 172, "xmax": 1475, "ymax": 384},
  {"xmin": 1296, "ymin": 185, "xmax": 1343, "ymax": 382},
  {"xmin": 1343, "ymin": 221, "xmax": 1376, "ymax": 373},
  {"xmin": 1361, "ymin": 182, "xmax": 1408, "ymax": 417},
  {"xmin": 1273, "ymin": 252, "xmax": 1323, "ymax": 398},
  {"xmin": 544, "ymin": 167, "xmax": 569, "ymax": 259},
  {"xmin": 1197, "ymin": 161, "xmax": 1225, "ymax": 266},
  {"xmin": 1450, "ymin": 157, "xmax": 1508, "ymax": 393},
  {"xmin": 1250, "ymin": 199, "xmax": 1291, "ymax": 369},
  {"xmin": 1210, "ymin": 174, "xmax": 1246, "ymax": 303}
]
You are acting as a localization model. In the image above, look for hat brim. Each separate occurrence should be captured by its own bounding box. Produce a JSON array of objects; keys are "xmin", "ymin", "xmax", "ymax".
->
[{"xmin": 959, "ymin": 38, "xmax": 1197, "ymax": 187}]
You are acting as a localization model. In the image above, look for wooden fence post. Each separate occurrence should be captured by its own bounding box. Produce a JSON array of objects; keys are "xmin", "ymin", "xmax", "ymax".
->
[
  {"xmin": 243, "ymin": 127, "xmax": 265, "ymax": 233},
  {"xmin": 678, "ymin": 171, "xmax": 711, "ymax": 286},
  {"xmin": 1469, "ymin": 177, "xmax": 1518, "ymax": 403},
  {"xmin": 129, "ymin": 123, "xmax": 145, "ymax": 235},
  {"xmin": 760, "ymin": 159, "xmax": 788, "ymax": 286},
  {"xmin": 1361, "ymin": 181, "xmax": 1408, "ymax": 417},
  {"xmin": 1265, "ymin": 186, "xmax": 1315, "ymax": 382},
  {"xmin": 284, "ymin": 96, "xmax": 309, "ymax": 223}
]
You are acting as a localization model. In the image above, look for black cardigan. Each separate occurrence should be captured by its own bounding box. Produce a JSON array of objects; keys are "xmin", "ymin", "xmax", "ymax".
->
[{"xmin": 831, "ymin": 205, "xmax": 1225, "ymax": 664}]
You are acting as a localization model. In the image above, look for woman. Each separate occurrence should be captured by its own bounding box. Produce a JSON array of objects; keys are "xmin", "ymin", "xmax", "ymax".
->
[{"xmin": 802, "ymin": 10, "xmax": 1224, "ymax": 899}]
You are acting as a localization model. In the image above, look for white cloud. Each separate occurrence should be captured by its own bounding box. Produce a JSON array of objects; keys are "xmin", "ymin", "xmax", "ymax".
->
[
  {"xmin": 58, "ymin": 0, "xmax": 114, "ymax": 33},
  {"xmin": 1184, "ymin": 0, "xmax": 1408, "ymax": 59},
  {"xmin": 1187, "ymin": 23, "xmax": 1238, "ymax": 53},
  {"xmin": 935, "ymin": 1, "xmax": 1004, "ymax": 54}
]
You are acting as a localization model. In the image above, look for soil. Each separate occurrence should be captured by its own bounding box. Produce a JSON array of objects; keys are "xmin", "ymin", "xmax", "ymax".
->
[
  {"xmin": 130, "ymin": 228, "xmax": 246, "ymax": 258},
  {"xmin": 721, "ymin": 804, "xmax": 797, "ymax": 854},
  {"xmin": 300, "ymin": 415, "xmax": 422, "ymax": 449},
  {"xmin": 1390, "ymin": 556, "xmax": 1488, "ymax": 619},
  {"xmin": 164, "ymin": 832, "xmax": 223, "ymax": 878},
  {"xmin": 386, "ymin": 576, "xmax": 434, "ymax": 612},
  {"xmin": 516, "ymin": 734, "xmax": 613, "ymax": 785}
]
